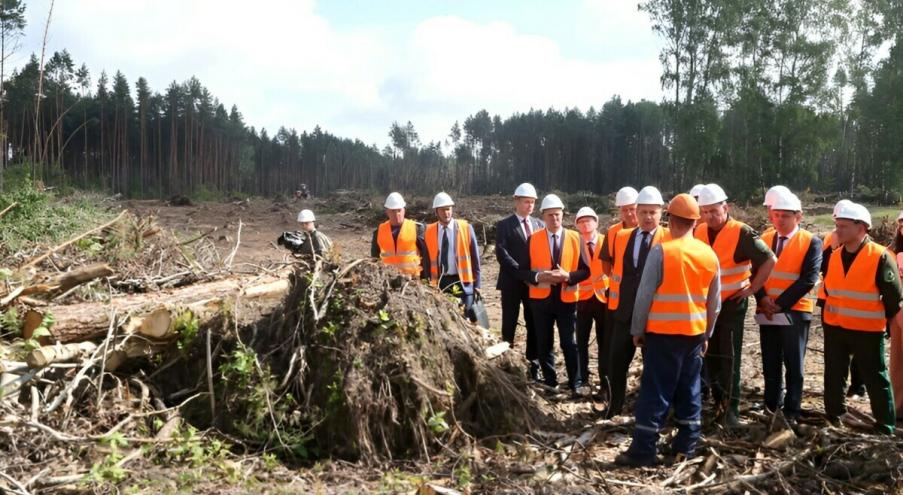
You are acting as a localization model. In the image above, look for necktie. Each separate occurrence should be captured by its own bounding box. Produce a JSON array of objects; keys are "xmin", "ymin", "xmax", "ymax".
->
[
  {"xmin": 637, "ymin": 231, "xmax": 651, "ymax": 268},
  {"xmin": 587, "ymin": 240, "xmax": 595, "ymax": 260},
  {"xmin": 552, "ymin": 233, "xmax": 560, "ymax": 267},
  {"xmin": 440, "ymin": 226, "xmax": 450, "ymax": 274},
  {"xmin": 523, "ymin": 218, "xmax": 532, "ymax": 237},
  {"xmin": 776, "ymin": 236, "xmax": 787, "ymax": 257}
]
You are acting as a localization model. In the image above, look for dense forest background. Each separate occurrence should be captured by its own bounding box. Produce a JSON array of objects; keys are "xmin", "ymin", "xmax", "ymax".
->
[{"xmin": 0, "ymin": 0, "xmax": 901, "ymax": 201}]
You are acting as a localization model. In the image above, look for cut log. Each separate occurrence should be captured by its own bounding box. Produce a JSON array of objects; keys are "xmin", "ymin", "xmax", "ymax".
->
[
  {"xmin": 23, "ymin": 273, "xmax": 291, "ymax": 344},
  {"xmin": 20, "ymin": 263, "xmax": 114, "ymax": 297},
  {"xmin": 26, "ymin": 342, "xmax": 98, "ymax": 368},
  {"xmin": 104, "ymin": 339, "xmax": 167, "ymax": 371}
]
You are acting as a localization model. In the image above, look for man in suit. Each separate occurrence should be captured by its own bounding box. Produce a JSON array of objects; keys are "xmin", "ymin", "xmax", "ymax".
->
[
  {"xmin": 425, "ymin": 192, "xmax": 482, "ymax": 322},
  {"xmin": 496, "ymin": 183, "xmax": 545, "ymax": 381},
  {"xmin": 519, "ymin": 194, "xmax": 591, "ymax": 395},
  {"xmin": 600, "ymin": 186, "xmax": 670, "ymax": 418}
]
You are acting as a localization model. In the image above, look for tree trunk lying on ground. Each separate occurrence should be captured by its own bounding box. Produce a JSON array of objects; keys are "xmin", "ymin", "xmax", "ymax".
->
[{"xmin": 22, "ymin": 274, "xmax": 291, "ymax": 344}]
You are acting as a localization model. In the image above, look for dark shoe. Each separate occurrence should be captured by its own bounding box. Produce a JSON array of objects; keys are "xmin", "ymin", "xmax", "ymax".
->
[
  {"xmin": 528, "ymin": 364, "xmax": 541, "ymax": 383},
  {"xmin": 724, "ymin": 409, "xmax": 740, "ymax": 428},
  {"xmin": 572, "ymin": 385, "xmax": 592, "ymax": 399},
  {"xmin": 614, "ymin": 452, "xmax": 657, "ymax": 467},
  {"xmin": 846, "ymin": 384, "xmax": 866, "ymax": 398},
  {"xmin": 538, "ymin": 382, "xmax": 559, "ymax": 393}
]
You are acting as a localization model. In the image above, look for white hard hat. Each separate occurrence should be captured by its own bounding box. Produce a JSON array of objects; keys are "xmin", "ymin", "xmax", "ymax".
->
[
  {"xmin": 514, "ymin": 183, "xmax": 538, "ymax": 199},
  {"xmin": 575, "ymin": 206, "xmax": 598, "ymax": 221},
  {"xmin": 540, "ymin": 194, "xmax": 565, "ymax": 211},
  {"xmin": 771, "ymin": 193, "xmax": 802, "ymax": 212},
  {"xmin": 689, "ymin": 184, "xmax": 706, "ymax": 197},
  {"xmin": 763, "ymin": 185, "xmax": 792, "ymax": 207},
  {"xmin": 835, "ymin": 202, "xmax": 872, "ymax": 228},
  {"xmin": 297, "ymin": 209, "xmax": 316, "ymax": 223},
  {"xmin": 615, "ymin": 186, "xmax": 639, "ymax": 207},
  {"xmin": 432, "ymin": 192, "xmax": 454, "ymax": 209},
  {"xmin": 636, "ymin": 186, "xmax": 664, "ymax": 206},
  {"xmin": 832, "ymin": 199, "xmax": 853, "ymax": 218},
  {"xmin": 698, "ymin": 183, "xmax": 728, "ymax": 207},
  {"xmin": 384, "ymin": 192, "xmax": 406, "ymax": 209}
]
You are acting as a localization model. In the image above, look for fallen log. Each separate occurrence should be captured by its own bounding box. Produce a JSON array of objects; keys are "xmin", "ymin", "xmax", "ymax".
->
[
  {"xmin": 20, "ymin": 263, "xmax": 114, "ymax": 298},
  {"xmin": 25, "ymin": 342, "xmax": 98, "ymax": 368},
  {"xmin": 23, "ymin": 274, "xmax": 291, "ymax": 344}
]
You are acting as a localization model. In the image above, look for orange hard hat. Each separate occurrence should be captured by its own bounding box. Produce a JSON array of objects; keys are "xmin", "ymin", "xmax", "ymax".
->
[{"xmin": 668, "ymin": 193, "xmax": 701, "ymax": 220}]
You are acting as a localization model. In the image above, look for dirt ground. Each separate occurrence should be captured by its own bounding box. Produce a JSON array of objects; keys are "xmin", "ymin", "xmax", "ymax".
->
[{"xmin": 118, "ymin": 194, "xmax": 898, "ymax": 492}]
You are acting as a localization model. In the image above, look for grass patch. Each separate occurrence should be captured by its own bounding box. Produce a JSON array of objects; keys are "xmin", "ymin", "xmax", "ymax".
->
[
  {"xmin": 0, "ymin": 165, "xmax": 114, "ymax": 254},
  {"xmin": 810, "ymin": 205, "xmax": 901, "ymax": 228}
]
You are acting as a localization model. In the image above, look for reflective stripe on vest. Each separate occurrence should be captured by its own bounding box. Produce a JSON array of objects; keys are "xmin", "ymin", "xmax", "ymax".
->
[
  {"xmin": 608, "ymin": 226, "xmax": 670, "ymax": 311},
  {"xmin": 761, "ymin": 229, "xmax": 815, "ymax": 313},
  {"xmin": 817, "ymin": 230, "xmax": 837, "ymax": 300},
  {"xmin": 823, "ymin": 241, "xmax": 887, "ymax": 332},
  {"xmin": 695, "ymin": 218, "xmax": 752, "ymax": 301},
  {"xmin": 425, "ymin": 219, "xmax": 474, "ymax": 287},
  {"xmin": 578, "ymin": 233, "xmax": 608, "ymax": 303},
  {"xmin": 529, "ymin": 229, "xmax": 582, "ymax": 303},
  {"xmin": 377, "ymin": 219, "xmax": 422, "ymax": 277},
  {"xmin": 647, "ymin": 237, "xmax": 718, "ymax": 336},
  {"xmin": 606, "ymin": 222, "xmax": 625, "ymax": 259}
]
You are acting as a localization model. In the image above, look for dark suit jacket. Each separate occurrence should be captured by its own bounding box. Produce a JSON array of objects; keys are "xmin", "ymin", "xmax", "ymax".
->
[
  {"xmin": 495, "ymin": 214, "xmax": 545, "ymax": 291},
  {"xmin": 517, "ymin": 228, "xmax": 591, "ymax": 310},
  {"xmin": 612, "ymin": 228, "xmax": 652, "ymax": 322}
]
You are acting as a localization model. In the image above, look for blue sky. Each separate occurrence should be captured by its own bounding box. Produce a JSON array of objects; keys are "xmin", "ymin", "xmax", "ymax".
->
[{"xmin": 14, "ymin": 0, "xmax": 665, "ymax": 148}]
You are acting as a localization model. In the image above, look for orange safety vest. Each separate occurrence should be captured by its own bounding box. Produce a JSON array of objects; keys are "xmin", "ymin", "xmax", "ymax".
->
[
  {"xmin": 762, "ymin": 230, "xmax": 815, "ymax": 313},
  {"xmin": 577, "ymin": 233, "xmax": 608, "ymax": 303},
  {"xmin": 606, "ymin": 222, "xmax": 626, "ymax": 259},
  {"xmin": 528, "ymin": 228, "xmax": 582, "ymax": 303},
  {"xmin": 817, "ymin": 230, "xmax": 837, "ymax": 300},
  {"xmin": 695, "ymin": 219, "xmax": 752, "ymax": 301},
  {"xmin": 608, "ymin": 227, "xmax": 671, "ymax": 311},
  {"xmin": 376, "ymin": 219, "xmax": 422, "ymax": 277},
  {"xmin": 424, "ymin": 219, "xmax": 475, "ymax": 287},
  {"xmin": 823, "ymin": 240, "xmax": 887, "ymax": 332},
  {"xmin": 647, "ymin": 237, "xmax": 718, "ymax": 336}
]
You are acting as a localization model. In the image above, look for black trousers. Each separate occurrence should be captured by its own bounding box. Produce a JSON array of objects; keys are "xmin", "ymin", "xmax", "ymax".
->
[
  {"xmin": 438, "ymin": 275, "xmax": 475, "ymax": 322},
  {"xmin": 531, "ymin": 298, "xmax": 582, "ymax": 389},
  {"xmin": 576, "ymin": 297, "xmax": 607, "ymax": 388},
  {"xmin": 604, "ymin": 318, "xmax": 638, "ymax": 416},
  {"xmin": 501, "ymin": 285, "xmax": 539, "ymax": 373},
  {"xmin": 759, "ymin": 318, "xmax": 810, "ymax": 417}
]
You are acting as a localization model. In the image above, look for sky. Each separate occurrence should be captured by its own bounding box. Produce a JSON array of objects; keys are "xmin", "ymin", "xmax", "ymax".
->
[{"xmin": 13, "ymin": 0, "xmax": 666, "ymax": 148}]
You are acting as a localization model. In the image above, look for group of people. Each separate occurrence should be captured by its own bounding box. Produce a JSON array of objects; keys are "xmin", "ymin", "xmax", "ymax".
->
[{"xmin": 294, "ymin": 182, "xmax": 903, "ymax": 466}]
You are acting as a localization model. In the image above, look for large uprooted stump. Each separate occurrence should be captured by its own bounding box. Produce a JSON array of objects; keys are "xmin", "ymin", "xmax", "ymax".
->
[{"xmin": 216, "ymin": 259, "xmax": 545, "ymax": 462}]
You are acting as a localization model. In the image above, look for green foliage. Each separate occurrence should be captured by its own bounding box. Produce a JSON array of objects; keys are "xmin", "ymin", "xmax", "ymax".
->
[
  {"xmin": 173, "ymin": 311, "xmax": 200, "ymax": 352},
  {"xmin": 0, "ymin": 308, "xmax": 21, "ymax": 335},
  {"xmin": 0, "ymin": 166, "xmax": 112, "ymax": 253},
  {"xmin": 427, "ymin": 410, "xmax": 449, "ymax": 435},
  {"xmin": 23, "ymin": 312, "xmax": 55, "ymax": 353}
]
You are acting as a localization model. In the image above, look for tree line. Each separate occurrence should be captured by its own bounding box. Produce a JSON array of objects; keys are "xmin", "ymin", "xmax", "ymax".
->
[{"xmin": 0, "ymin": 0, "xmax": 901, "ymax": 201}]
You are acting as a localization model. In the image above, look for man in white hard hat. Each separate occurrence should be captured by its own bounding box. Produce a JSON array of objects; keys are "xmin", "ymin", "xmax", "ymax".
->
[
  {"xmin": 425, "ymin": 192, "xmax": 482, "ymax": 322},
  {"xmin": 518, "ymin": 194, "xmax": 590, "ymax": 395},
  {"xmin": 696, "ymin": 183, "xmax": 776, "ymax": 427},
  {"xmin": 371, "ymin": 192, "xmax": 429, "ymax": 279},
  {"xmin": 762, "ymin": 185, "xmax": 792, "ymax": 233},
  {"xmin": 601, "ymin": 186, "xmax": 671, "ymax": 418},
  {"xmin": 496, "ymin": 183, "xmax": 545, "ymax": 381},
  {"xmin": 820, "ymin": 202, "xmax": 902, "ymax": 435},
  {"xmin": 689, "ymin": 184, "xmax": 706, "ymax": 200},
  {"xmin": 756, "ymin": 193, "xmax": 822, "ymax": 421},
  {"xmin": 574, "ymin": 206, "xmax": 608, "ymax": 393},
  {"xmin": 600, "ymin": 187, "xmax": 639, "ymax": 265},
  {"xmin": 818, "ymin": 199, "xmax": 866, "ymax": 397},
  {"xmin": 277, "ymin": 209, "xmax": 333, "ymax": 256}
]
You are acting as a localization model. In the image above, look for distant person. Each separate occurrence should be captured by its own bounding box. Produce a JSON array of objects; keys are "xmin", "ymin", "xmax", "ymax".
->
[
  {"xmin": 371, "ymin": 192, "xmax": 429, "ymax": 279},
  {"xmin": 277, "ymin": 209, "xmax": 332, "ymax": 256}
]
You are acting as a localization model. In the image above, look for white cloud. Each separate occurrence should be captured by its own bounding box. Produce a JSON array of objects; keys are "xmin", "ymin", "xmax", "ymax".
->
[{"xmin": 13, "ymin": 1, "xmax": 663, "ymax": 147}]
